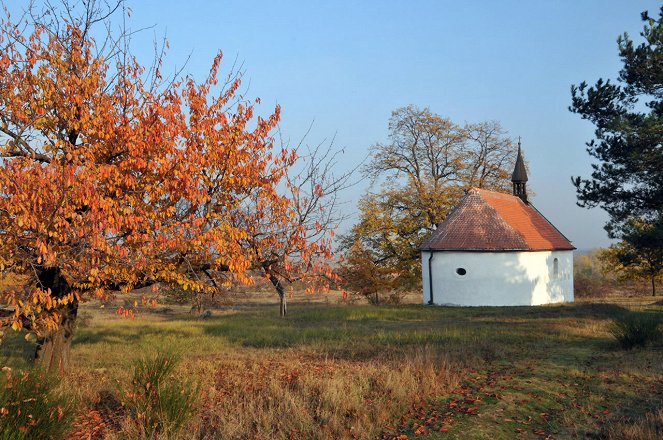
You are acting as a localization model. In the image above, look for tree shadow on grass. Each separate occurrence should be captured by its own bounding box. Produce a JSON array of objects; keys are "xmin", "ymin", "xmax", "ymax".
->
[
  {"xmin": 1, "ymin": 302, "xmax": 635, "ymax": 367},
  {"xmin": 0, "ymin": 330, "xmax": 35, "ymax": 367},
  {"xmin": 192, "ymin": 302, "xmax": 627, "ymax": 361},
  {"xmin": 72, "ymin": 327, "xmax": 194, "ymax": 346},
  {"xmin": 467, "ymin": 302, "xmax": 625, "ymax": 320},
  {"xmin": 423, "ymin": 313, "xmax": 662, "ymax": 439}
]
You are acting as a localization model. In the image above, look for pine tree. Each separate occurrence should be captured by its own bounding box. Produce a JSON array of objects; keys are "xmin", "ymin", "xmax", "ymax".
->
[
  {"xmin": 571, "ymin": 7, "xmax": 663, "ymax": 295},
  {"xmin": 570, "ymin": 7, "xmax": 663, "ymax": 239}
]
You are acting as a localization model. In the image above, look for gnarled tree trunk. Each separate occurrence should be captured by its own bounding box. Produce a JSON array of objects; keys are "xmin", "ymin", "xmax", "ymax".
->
[{"xmin": 34, "ymin": 268, "xmax": 78, "ymax": 374}]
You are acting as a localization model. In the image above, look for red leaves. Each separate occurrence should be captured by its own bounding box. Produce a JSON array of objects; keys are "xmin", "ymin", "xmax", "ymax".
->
[
  {"xmin": 68, "ymin": 403, "xmax": 124, "ymax": 439},
  {"xmin": 378, "ymin": 369, "xmax": 519, "ymax": 439},
  {"xmin": 412, "ymin": 424, "xmax": 426, "ymax": 435},
  {"xmin": 281, "ymin": 369, "xmax": 301, "ymax": 386},
  {"xmin": 115, "ymin": 307, "xmax": 135, "ymax": 319}
]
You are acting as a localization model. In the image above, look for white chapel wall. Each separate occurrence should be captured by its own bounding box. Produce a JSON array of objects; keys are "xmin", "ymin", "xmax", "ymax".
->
[{"xmin": 421, "ymin": 250, "xmax": 573, "ymax": 306}]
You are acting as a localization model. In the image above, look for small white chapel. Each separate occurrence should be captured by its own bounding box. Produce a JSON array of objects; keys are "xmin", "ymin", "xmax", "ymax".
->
[{"xmin": 420, "ymin": 144, "xmax": 575, "ymax": 306}]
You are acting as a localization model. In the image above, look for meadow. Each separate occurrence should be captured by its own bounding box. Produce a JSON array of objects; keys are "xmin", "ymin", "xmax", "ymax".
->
[{"xmin": 1, "ymin": 291, "xmax": 662, "ymax": 439}]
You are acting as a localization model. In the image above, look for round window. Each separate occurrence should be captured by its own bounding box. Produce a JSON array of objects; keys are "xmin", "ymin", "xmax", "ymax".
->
[{"xmin": 456, "ymin": 268, "xmax": 467, "ymax": 276}]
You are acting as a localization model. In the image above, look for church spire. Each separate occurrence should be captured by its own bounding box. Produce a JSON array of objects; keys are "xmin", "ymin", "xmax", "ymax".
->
[{"xmin": 511, "ymin": 138, "xmax": 528, "ymax": 203}]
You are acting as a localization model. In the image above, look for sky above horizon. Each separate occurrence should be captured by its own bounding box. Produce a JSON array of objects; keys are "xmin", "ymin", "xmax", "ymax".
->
[{"xmin": 15, "ymin": 0, "xmax": 661, "ymax": 250}]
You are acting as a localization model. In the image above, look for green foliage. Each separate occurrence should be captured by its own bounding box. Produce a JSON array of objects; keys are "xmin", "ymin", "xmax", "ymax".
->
[
  {"xmin": 599, "ymin": 234, "xmax": 663, "ymax": 296},
  {"xmin": 609, "ymin": 311, "xmax": 661, "ymax": 349},
  {"xmin": 120, "ymin": 353, "xmax": 199, "ymax": 439},
  {"xmin": 570, "ymin": 7, "xmax": 663, "ymax": 240},
  {"xmin": 0, "ymin": 368, "xmax": 75, "ymax": 440}
]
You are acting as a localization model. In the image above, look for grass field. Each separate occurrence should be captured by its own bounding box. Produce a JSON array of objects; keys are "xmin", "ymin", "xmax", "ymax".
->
[{"xmin": 1, "ymin": 291, "xmax": 663, "ymax": 439}]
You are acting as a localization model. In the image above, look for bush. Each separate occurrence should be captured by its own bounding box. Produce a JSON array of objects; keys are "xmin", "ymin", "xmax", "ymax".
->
[
  {"xmin": 364, "ymin": 290, "xmax": 405, "ymax": 305},
  {"xmin": 120, "ymin": 353, "xmax": 199, "ymax": 439},
  {"xmin": 610, "ymin": 311, "xmax": 662, "ymax": 349},
  {"xmin": 574, "ymin": 273, "xmax": 607, "ymax": 298},
  {"xmin": 0, "ymin": 367, "xmax": 75, "ymax": 440}
]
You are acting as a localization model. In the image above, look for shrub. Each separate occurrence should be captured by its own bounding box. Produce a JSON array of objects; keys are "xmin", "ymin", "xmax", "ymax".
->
[
  {"xmin": 573, "ymin": 273, "xmax": 607, "ymax": 298},
  {"xmin": 610, "ymin": 311, "xmax": 662, "ymax": 349},
  {"xmin": 120, "ymin": 353, "xmax": 199, "ymax": 439},
  {"xmin": 384, "ymin": 291, "xmax": 409, "ymax": 305},
  {"xmin": 0, "ymin": 367, "xmax": 75, "ymax": 440}
]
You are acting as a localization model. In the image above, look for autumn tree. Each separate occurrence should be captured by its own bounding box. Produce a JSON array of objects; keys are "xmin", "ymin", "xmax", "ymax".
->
[
  {"xmin": 0, "ymin": 1, "xmax": 308, "ymax": 372},
  {"xmin": 340, "ymin": 106, "xmax": 518, "ymax": 299},
  {"xmin": 599, "ymin": 219, "xmax": 663, "ymax": 296},
  {"xmin": 570, "ymin": 7, "xmax": 663, "ymax": 277},
  {"xmin": 236, "ymin": 137, "xmax": 354, "ymax": 316}
]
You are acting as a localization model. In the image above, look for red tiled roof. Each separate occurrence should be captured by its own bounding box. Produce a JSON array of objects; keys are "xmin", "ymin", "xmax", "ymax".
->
[{"xmin": 420, "ymin": 188, "xmax": 575, "ymax": 251}]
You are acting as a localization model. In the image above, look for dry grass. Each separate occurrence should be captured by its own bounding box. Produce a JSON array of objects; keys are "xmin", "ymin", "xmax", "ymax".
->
[
  {"xmin": 195, "ymin": 349, "xmax": 459, "ymax": 439},
  {"xmin": 601, "ymin": 408, "xmax": 663, "ymax": 440},
  {"xmin": 1, "ymin": 292, "xmax": 662, "ymax": 439}
]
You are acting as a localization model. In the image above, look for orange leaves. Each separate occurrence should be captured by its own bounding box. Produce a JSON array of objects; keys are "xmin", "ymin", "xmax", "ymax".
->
[
  {"xmin": 115, "ymin": 306, "xmax": 135, "ymax": 319},
  {"xmin": 0, "ymin": 5, "xmax": 291, "ymax": 333},
  {"xmin": 1, "ymin": 285, "xmax": 77, "ymax": 335}
]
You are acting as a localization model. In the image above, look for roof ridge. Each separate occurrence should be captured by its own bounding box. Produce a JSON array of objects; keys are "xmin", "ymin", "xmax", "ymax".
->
[
  {"xmin": 475, "ymin": 187, "xmax": 517, "ymax": 199},
  {"xmin": 420, "ymin": 186, "xmax": 575, "ymax": 251}
]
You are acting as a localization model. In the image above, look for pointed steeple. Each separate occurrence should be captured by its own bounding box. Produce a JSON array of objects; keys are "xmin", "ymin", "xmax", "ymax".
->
[{"xmin": 511, "ymin": 138, "xmax": 528, "ymax": 203}]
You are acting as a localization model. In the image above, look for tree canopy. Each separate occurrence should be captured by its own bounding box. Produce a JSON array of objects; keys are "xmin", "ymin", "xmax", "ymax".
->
[
  {"xmin": 340, "ymin": 106, "xmax": 518, "ymax": 299},
  {"xmin": 0, "ymin": 1, "xmax": 337, "ymax": 370},
  {"xmin": 598, "ymin": 219, "xmax": 663, "ymax": 296},
  {"xmin": 570, "ymin": 7, "xmax": 663, "ymax": 239},
  {"xmin": 570, "ymin": 7, "xmax": 663, "ymax": 295}
]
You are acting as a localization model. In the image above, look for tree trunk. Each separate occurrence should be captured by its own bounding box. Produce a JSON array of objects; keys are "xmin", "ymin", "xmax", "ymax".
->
[
  {"xmin": 652, "ymin": 276, "xmax": 656, "ymax": 297},
  {"xmin": 190, "ymin": 292, "xmax": 203, "ymax": 315},
  {"xmin": 33, "ymin": 268, "xmax": 78, "ymax": 374},
  {"xmin": 268, "ymin": 273, "xmax": 287, "ymax": 317},
  {"xmin": 279, "ymin": 291, "xmax": 287, "ymax": 317}
]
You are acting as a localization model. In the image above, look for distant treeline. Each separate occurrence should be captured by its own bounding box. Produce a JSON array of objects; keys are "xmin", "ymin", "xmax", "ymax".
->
[{"xmin": 574, "ymin": 249, "xmax": 661, "ymax": 298}]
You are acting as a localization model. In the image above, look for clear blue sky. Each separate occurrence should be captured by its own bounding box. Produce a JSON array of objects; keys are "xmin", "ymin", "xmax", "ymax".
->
[{"xmin": 18, "ymin": 0, "xmax": 663, "ymax": 250}]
